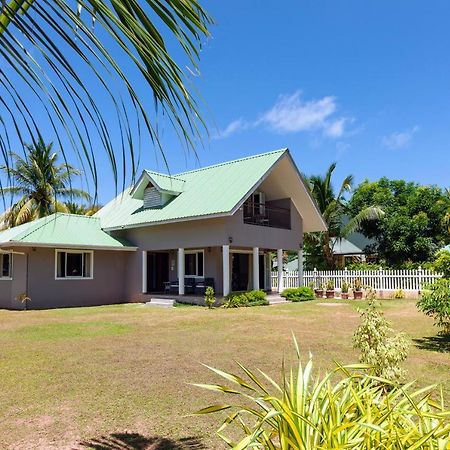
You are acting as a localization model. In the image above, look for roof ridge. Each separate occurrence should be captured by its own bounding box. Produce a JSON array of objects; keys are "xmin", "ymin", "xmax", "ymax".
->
[
  {"xmin": 144, "ymin": 170, "xmax": 185, "ymax": 182},
  {"xmin": 175, "ymin": 148, "xmax": 287, "ymax": 176}
]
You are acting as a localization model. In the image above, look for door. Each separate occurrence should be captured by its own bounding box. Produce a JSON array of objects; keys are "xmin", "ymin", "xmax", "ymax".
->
[
  {"xmin": 232, "ymin": 253, "xmax": 249, "ymax": 291},
  {"xmin": 147, "ymin": 252, "xmax": 169, "ymax": 292}
]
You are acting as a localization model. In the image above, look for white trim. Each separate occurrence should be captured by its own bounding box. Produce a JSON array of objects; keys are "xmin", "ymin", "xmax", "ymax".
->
[
  {"xmin": 55, "ymin": 249, "xmax": 94, "ymax": 280},
  {"xmin": 142, "ymin": 251, "xmax": 147, "ymax": 293},
  {"xmin": 223, "ymin": 245, "xmax": 230, "ymax": 296},
  {"xmin": 230, "ymin": 248, "xmax": 264, "ymax": 255},
  {"xmin": 5, "ymin": 242, "xmax": 137, "ymax": 251},
  {"xmin": 277, "ymin": 249, "xmax": 284, "ymax": 293},
  {"xmin": 253, "ymin": 247, "xmax": 259, "ymax": 290},
  {"xmin": 184, "ymin": 249, "xmax": 205, "ymax": 277},
  {"xmin": 297, "ymin": 249, "xmax": 304, "ymax": 287},
  {"xmin": 0, "ymin": 252, "xmax": 13, "ymax": 280},
  {"xmin": 178, "ymin": 248, "xmax": 185, "ymax": 295}
]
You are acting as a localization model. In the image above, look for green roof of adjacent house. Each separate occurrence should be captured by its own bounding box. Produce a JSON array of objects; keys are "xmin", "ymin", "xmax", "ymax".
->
[
  {"xmin": 0, "ymin": 214, "xmax": 135, "ymax": 250},
  {"xmin": 96, "ymin": 148, "xmax": 288, "ymax": 230}
]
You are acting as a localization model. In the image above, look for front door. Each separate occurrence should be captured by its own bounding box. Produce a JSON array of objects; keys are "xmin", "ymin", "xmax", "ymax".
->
[
  {"xmin": 232, "ymin": 253, "xmax": 249, "ymax": 291},
  {"xmin": 147, "ymin": 252, "xmax": 169, "ymax": 292}
]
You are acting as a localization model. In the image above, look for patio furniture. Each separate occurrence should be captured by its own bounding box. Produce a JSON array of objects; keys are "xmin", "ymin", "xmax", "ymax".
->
[
  {"xmin": 169, "ymin": 277, "xmax": 195, "ymax": 295},
  {"xmin": 194, "ymin": 277, "xmax": 215, "ymax": 295}
]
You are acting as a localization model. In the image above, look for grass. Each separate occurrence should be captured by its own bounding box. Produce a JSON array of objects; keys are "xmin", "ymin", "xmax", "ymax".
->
[{"xmin": 0, "ymin": 299, "xmax": 448, "ymax": 449}]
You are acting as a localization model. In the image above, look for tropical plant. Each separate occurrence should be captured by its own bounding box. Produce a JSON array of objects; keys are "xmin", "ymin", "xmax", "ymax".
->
[
  {"xmin": 204, "ymin": 286, "xmax": 215, "ymax": 309},
  {"xmin": 431, "ymin": 250, "xmax": 450, "ymax": 278},
  {"xmin": 194, "ymin": 338, "xmax": 449, "ymax": 449},
  {"xmin": 392, "ymin": 289, "xmax": 405, "ymax": 299},
  {"xmin": 280, "ymin": 286, "xmax": 314, "ymax": 302},
  {"xmin": 417, "ymin": 279, "xmax": 450, "ymax": 335},
  {"xmin": 0, "ymin": 140, "xmax": 90, "ymax": 227},
  {"xmin": 341, "ymin": 280, "xmax": 349, "ymax": 293},
  {"xmin": 0, "ymin": 0, "xmax": 212, "ymax": 190},
  {"xmin": 353, "ymin": 292, "xmax": 409, "ymax": 381},
  {"xmin": 353, "ymin": 278, "xmax": 363, "ymax": 291},
  {"xmin": 64, "ymin": 202, "xmax": 102, "ymax": 216},
  {"xmin": 222, "ymin": 290, "xmax": 268, "ymax": 308},
  {"xmin": 325, "ymin": 279, "xmax": 334, "ymax": 291},
  {"xmin": 304, "ymin": 163, "xmax": 383, "ymax": 269}
]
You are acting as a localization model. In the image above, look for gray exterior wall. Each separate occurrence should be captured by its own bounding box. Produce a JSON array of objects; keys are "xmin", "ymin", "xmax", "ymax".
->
[{"xmin": 0, "ymin": 247, "xmax": 131, "ymax": 310}]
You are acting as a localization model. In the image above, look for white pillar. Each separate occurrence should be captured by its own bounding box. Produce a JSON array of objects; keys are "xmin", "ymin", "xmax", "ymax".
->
[
  {"xmin": 277, "ymin": 248, "xmax": 284, "ymax": 293},
  {"xmin": 253, "ymin": 247, "xmax": 260, "ymax": 290},
  {"xmin": 298, "ymin": 249, "xmax": 304, "ymax": 287},
  {"xmin": 178, "ymin": 248, "xmax": 185, "ymax": 295},
  {"xmin": 142, "ymin": 251, "xmax": 147, "ymax": 293},
  {"xmin": 223, "ymin": 245, "xmax": 230, "ymax": 296}
]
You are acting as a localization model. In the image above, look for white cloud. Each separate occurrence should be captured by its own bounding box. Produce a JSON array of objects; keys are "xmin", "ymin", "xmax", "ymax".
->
[
  {"xmin": 382, "ymin": 126, "xmax": 419, "ymax": 149},
  {"xmin": 215, "ymin": 90, "xmax": 351, "ymax": 140}
]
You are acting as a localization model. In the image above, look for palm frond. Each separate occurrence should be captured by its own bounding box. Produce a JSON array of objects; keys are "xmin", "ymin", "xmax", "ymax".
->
[{"xmin": 341, "ymin": 206, "xmax": 385, "ymax": 237}]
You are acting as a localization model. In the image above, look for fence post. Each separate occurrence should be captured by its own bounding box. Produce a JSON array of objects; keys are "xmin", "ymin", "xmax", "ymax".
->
[
  {"xmin": 379, "ymin": 266, "xmax": 384, "ymax": 293},
  {"xmin": 418, "ymin": 266, "xmax": 423, "ymax": 293},
  {"xmin": 313, "ymin": 267, "xmax": 317, "ymax": 288}
]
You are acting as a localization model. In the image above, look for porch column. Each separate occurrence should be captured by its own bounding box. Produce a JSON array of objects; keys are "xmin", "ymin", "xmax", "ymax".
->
[
  {"xmin": 178, "ymin": 248, "xmax": 185, "ymax": 295},
  {"xmin": 298, "ymin": 249, "xmax": 304, "ymax": 287},
  {"xmin": 142, "ymin": 251, "xmax": 147, "ymax": 293},
  {"xmin": 277, "ymin": 248, "xmax": 284, "ymax": 293},
  {"xmin": 223, "ymin": 245, "xmax": 230, "ymax": 296},
  {"xmin": 253, "ymin": 247, "xmax": 260, "ymax": 290}
]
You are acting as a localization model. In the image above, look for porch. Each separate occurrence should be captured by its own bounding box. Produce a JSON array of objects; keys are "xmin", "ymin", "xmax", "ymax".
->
[{"xmin": 141, "ymin": 245, "xmax": 305, "ymax": 296}]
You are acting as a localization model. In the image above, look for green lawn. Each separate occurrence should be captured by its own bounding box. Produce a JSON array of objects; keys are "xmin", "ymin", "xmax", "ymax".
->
[{"xmin": 0, "ymin": 299, "xmax": 448, "ymax": 449}]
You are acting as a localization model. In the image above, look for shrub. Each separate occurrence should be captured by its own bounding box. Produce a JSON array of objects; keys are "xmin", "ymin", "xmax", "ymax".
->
[
  {"xmin": 194, "ymin": 338, "xmax": 449, "ymax": 449},
  {"xmin": 417, "ymin": 279, "xmax": 450, "ymax": 335},
  {"xmin": 353, "ymin": 291, "xmax": 409, "ymax": 382},
  {"xmin": 222, "ymin": 290, "xmax": 268, "ymax": 308},
  {"xmin": 391, "ymin": 289, "xmax": 405, "ymax": 299},
  {"xmin": 281, "ymin": 286, "xmax": 314, "ymax": 302},
  {"xmin": 341, "ymin": 280, "xmax": 349, "ymax": 293},
  {"xmin": 353, "ymin": 278, "xmax": 363, "ymax": 291},
  {"xmin": 325, "ymin": 279, "xmax": 334, "ymax": 290},
  {"xmin": 204, "ymin": 287, "xmax": 216, "ymax": 309}
]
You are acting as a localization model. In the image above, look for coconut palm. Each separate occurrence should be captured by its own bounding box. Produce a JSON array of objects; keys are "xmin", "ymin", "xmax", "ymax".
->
[
  {"xmin": 305, "ymin": 163, "xmax": 383, "ymax": 268},
  {"xmin": 64, "ymin": 202, "xmax": 101, "ymax": 216},
  {"xmin": 0, "ymin": 139, "xmax": 90, "ymax": 227},
  {"xmin": 0, "ymin": 0, "xmax": 212, "ymax": 189}
]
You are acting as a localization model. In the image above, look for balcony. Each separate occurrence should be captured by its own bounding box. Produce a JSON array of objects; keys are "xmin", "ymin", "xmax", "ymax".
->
[{"xmin": 243, "ymin": 200, "xmax": 291, "ymax": 230}]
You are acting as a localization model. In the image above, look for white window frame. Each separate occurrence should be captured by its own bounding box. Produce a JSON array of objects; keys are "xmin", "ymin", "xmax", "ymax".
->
[
  {"xmin": 0, "ymin": 252, "xmax": 13, "ymax": 280},
  {"xmin": 55, "ymin": 249, "xmax": 94, "ymax": 280},
  {"xmin": 184, "ymin": 249, "xmax": 204, "ymax": 278}
]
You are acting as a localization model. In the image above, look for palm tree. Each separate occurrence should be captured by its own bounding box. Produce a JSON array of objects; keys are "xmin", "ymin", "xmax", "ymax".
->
[
  {"xmin": 305, "ymin": 163, "xmax": 383, "ymax": 268},
  {"xmin": 0, "ymin": 1, "xmax": 212, "ymax": 189},
  {"xmin": 0, "ymin": 139, "xmax": 90, "ymax": 227},
  {"xmin": 65, "ymin": 202, "xmax": 101, "ymax": 216}
]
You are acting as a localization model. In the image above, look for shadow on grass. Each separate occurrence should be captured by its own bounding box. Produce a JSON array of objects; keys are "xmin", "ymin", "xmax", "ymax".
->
[
  {"xmin": 77, "ymin": 432, "xmax": 205, "ymax": 450},
  {"xmin": 413, "ymin": 334, "xmax": 450, "ymax": 353}
]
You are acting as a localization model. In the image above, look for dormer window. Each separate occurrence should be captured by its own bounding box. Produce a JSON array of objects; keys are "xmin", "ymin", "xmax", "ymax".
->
[{"xmin": 143, "ymin": 184, "xmax": 163, "ymax": 208}]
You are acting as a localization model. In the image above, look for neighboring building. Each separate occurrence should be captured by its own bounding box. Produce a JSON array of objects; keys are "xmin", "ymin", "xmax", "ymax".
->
[{"xmin": 0, "ymin": 149, "xmax": 326, "ymax": 309}]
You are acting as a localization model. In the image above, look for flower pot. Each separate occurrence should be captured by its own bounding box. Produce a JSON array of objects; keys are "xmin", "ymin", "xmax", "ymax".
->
[
  {"xmin": 326, "ymin": 290, "xmax": 335, "ymax": 299},
  {"xmin": 341, "ymin": 292, "xmax": 349, "ymax": 299},
  {"xmin": 353, "ymin": 290, "xmax": 363, "ymax": 299},
  {"xmin": 315, "ymin": 289, "xmax": 324, "ymax": 298}
]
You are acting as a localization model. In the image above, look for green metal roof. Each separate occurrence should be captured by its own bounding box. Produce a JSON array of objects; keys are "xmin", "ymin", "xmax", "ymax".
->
[
  {"xmin": 96, "ymin": 149, "xmax": 287, "ymax": 229},
  {"xmin": 0, "ymin": 214, "xmax": 135, "ymax": 250},
  {"xmin": 331, "ymin": 238, "xmax": 364, "ymax": 255},
  {"xmin": 144, "ymin": 170, "xmax": 185, "ymax": 193}
]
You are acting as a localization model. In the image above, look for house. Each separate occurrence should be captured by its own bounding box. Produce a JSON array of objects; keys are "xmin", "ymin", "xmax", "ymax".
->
[{"xmin": 0, "ymin": 149, "xmax": 326, "ymax": 309}]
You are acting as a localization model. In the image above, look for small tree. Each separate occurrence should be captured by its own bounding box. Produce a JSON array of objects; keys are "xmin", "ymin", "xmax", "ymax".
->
[
  {"xmin": 204, "ymin": 287, "xmax": 216, "ymax": 309},
  {"xmin": 353, "ymin": 289, "xmax": 409, "ymax": 382},
  {"xmin": 431, "ymin": 250, "xmax": 450, "ymax": 278},
  {"xmin": 417, "ymin": 279, "xmax": 450, "ymax": 335}
]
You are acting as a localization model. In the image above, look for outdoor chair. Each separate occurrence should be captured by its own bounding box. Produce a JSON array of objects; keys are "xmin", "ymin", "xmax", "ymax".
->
[
  {"xmin": 169, "ymin": 277, "xmax": 195, "ymax": 295},
  {"xmin": 194, "ymin": 277, "xmax": 215, "ymax": 295}
]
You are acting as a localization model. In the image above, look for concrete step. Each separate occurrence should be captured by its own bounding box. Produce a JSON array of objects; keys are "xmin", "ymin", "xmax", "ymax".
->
[
  {"xmin": 268, "ymin": 296, "xmax": 288, "ymax": 305},
  {"xmin": 145, "ymin": 298, "xmax": 175, "ymax": 308}
]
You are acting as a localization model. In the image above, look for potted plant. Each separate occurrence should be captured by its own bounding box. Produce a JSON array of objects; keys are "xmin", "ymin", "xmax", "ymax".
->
[
  {"xmin": 353, "ymin": 278, "xmax": 363, "ymax": 299},
  {"xmin": 315, "ymin": 282, "xmax": 324, "ymax": 298},
  {"xmin": 325, "ymin": 279, "xmax": 335, "ymax": 299},
  {"xmin": 341, "ymin": 281, "xmax": 349, "ymax": 299}
]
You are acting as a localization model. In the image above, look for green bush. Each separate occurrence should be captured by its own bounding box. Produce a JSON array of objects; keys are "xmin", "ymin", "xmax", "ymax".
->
[
  {"xmin": 431, "ymin": 250, "xmax": 450, "ymax": 278},
  {"xmin": 204, "ymin": 286, "xmax": 216, "ymax": 309},
  {"xmin": 222, "ymin": 290, "xmax": 268, "ymax": 308},
  {"xmin": 353, "ymin": 291, "xmax": 409, "ymax": 382},
  {"xmin": 417, "ymin": 279, "xmax": 450, "ymax": 335},
  {"xmin": 194, "ymin": 338, "xmax": 450, "ymax": 449},
  {"xmin": 281, "ymin": 286, "xmax": 314, "ymax": 302}
]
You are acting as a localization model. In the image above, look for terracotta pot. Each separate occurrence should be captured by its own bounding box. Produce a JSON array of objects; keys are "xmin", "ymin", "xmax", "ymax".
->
[
  {"xmin": 326, "ymin": 290, "xmax": 335, "ymax": 299},
  {"xmin": 353, "ymin": 290, "xmax": 363, "ymax": 299},
  {"xmin": 341, "ymin": 292, "xmax": 349, "ymax": 299},
  {"xmin": 315, "ymin": 289, "xmax": 324, "ymax": 298}
]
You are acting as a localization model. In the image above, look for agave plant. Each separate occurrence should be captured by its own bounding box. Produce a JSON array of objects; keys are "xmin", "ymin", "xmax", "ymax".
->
[{"xmin": 194, "ymin": 338, "xmax": 450, "ymax": 449}]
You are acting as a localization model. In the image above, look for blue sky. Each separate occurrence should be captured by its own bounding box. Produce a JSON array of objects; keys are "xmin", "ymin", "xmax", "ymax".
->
[
  {"xmin": 141, "ymin": 0, "xmax": 450, "ymax": 201},
  {"xmin": 4, "ymin": 0, "xmax": 450, "ymax": 204}
]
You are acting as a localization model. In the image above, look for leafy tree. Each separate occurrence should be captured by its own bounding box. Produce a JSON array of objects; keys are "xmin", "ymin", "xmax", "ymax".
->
[
  {"xmin": 0, "ymin": 139, "xmax": 90, "ymax": 227},
  {"xmin": 65, "ymin": 202, "xmax": 102, "ymax": 216},
  {"xmin": 304, "ymin": 163, "xmax": 383, "ymax": 269},
  {"xmin": 417, "ymin": 279, "xmax": 450, "ymax": 335},
  {"xmin": 348, "ymin": 178, "xmax": 450, "ymax": 265},
  {"xmin": 0, "ymin": 0, "xmax": 212, "ymax": 188},
  {"xmin": 430, "ymin": 250, "xmax": 450, "ymax": 278}
]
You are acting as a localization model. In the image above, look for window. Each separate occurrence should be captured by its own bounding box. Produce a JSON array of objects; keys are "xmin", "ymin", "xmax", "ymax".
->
[
  {"xmin": 184, "ymin": 250, "xmax": 204, "ymax": 277},
  {"xmin": 0, "ymin": 253, "xmax": 12, "ymax": 279},
  {"xmin": 56, "ymin": 250, "xmax": 93, "ymax": 279}
]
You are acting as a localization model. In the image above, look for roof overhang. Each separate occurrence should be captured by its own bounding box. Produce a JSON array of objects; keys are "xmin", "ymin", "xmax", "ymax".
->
[
  {"xmin": 130, "ymin": 170, "xmax": 184, "ymax": 199},
  {"xmin": 0, "ymin": 242, "xmax": 138, "ymax": 251}
]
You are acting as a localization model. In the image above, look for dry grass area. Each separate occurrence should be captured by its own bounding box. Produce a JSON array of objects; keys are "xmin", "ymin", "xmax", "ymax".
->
[{"xmin": 0, "ymin": 299, "xmax": 448, "ymax": 449}]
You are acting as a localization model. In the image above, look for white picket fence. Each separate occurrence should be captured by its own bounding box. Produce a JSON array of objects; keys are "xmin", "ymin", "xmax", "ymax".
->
[{"xmin": 271, "ymin": 268, "xmax": 443, "ymax": 292}]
